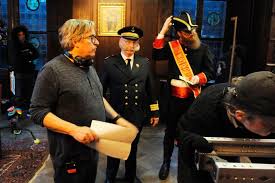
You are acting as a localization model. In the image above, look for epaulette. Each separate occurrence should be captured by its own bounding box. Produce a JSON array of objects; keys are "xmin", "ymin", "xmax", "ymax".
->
[{"xmin": 104, "ymin": 55, "xmax": 116, "ymax": 60}]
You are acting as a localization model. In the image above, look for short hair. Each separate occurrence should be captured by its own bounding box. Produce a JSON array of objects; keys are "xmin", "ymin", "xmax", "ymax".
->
[
  {"xmin": 223, "ymin": 87, "xmax": 247, "ymax": 112},
  {"xmin": 58, "ymin": 19, "xmax": 95, "ymax": 51},
  {"xmin": 11, "ymin": 25, "xmax": 29, "ymax": 42}
]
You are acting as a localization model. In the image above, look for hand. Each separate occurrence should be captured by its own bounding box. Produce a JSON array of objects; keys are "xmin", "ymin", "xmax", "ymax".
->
[
  {"xmin": 160, "ymin": 16, "xmax": 173, "ymax": 35},
  {"xmin": 190, "ymin": 75, "xmax": 200, "ymax": 85},
  {"xmin": 180, "ymin": 131, "xmax": 213, "ymax": 153},
  {"xmin": 70, "ymin": 126, "xmax": 98, "ymax": 144},
  {"xmin": 150, "ymin": 117, "xmax": 159, "ymax": 127},
  {"xmin": 190, "ymin": 134, "xmax": 213, "ymax": 153},
  {"xmin": 116, "ymin": 117, "xmax": 139, "ymax": 134},
  {"xmin": 178, "ymin": 131, "xmax": 213, "ymax": 183}
]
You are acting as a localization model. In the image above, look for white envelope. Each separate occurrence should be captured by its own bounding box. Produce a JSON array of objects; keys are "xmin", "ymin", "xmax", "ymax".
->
[
  {"xmin": 179, "ymin": 75, "xmax": 195, "ymax": 85},
  {"xmin": 87, "ymin": 120, "xmax": 138, "ymax": 160}
]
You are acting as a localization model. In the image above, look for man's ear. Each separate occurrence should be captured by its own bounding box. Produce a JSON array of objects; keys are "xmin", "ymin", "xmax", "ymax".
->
[{"xmin": 235, "ymin": 110, "xmax": 246, "ymax": 122}]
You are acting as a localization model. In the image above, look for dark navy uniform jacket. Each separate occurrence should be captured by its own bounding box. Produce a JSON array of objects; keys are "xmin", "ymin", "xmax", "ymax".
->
[{"xmin": 100, "ymin": 54, "xmax": 159, "ymax": 128}]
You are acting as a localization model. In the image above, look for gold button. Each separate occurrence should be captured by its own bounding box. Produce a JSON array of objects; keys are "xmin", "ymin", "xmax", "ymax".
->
[
  {"xmin": 125, "ymin": 96, "xmax": 128, "ymax": 99},
  {"xmin": 135, "ymin": 84, "xmax": 138, "ymax": 87},
  {"xmin": 124, "ymin": 84, "xmax": 127, "ymax": 87},
  {"xmin": 135, "ymin": 96, "xmax": 138, "ymax": 99},
  {"xmin": 135, "ymin": 102, "xmax": 138, "ymax": 105},
  {"xmin": 135, "ymin": 90, "xmax": 138, "ymax": 92},
  {"xmin": 125, "ymin": 102, "xmax": 128, "ymax": 105},
  {"xmin": 125, "ymin": 90, "xmax": 128, "ymax": 93}
]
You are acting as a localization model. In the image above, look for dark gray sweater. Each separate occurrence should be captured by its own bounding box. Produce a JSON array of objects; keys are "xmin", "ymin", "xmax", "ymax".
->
[{"xmin": 30, "ymin": 54, "xmax": 106, "ymax": 167}]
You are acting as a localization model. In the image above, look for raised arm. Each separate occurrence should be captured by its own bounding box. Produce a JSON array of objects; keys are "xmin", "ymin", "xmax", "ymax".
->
[{"xmin": 152, "ymin": 16, "xmax": 173, "ymax": 60}]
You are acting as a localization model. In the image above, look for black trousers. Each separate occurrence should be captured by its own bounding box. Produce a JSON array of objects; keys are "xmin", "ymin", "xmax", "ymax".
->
[
  {"xmin": 15, "ymin": 72, "xmax": 36, "ymax": 109},
  {"xmin": 106, "ymin": 130, "xmax": 141, "ymax": 182},
  {"xmin": 53, "ymin": 151, "xmax": 99, "ymax": 183},
  {"xmin": 177, "ymin": 145, "xmax": 213, "ymax": 183},
  {"xmin": 162, "ymin": 96, "xmax": 193, "ymax": 163}
]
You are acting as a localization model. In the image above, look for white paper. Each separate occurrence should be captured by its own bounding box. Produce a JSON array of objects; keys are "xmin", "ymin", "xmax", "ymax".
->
[
  {"xmin": 87, "ymin": 120, "xmax": 138, "ymax": 160},
  {"xmin": 179, "ymin": 75, "xmax": 195, "ymax": 85}
]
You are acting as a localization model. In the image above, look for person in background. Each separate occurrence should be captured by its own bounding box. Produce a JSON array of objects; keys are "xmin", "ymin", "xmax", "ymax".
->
[
  {"xmin": 30, "ymin": 19, "xmax": 137, "ymax": 183},
  {"xmin": 152, "ymin": 12, "xmax": 215, "ymax": 180},
  {"xmin": 101, "ymin": 26, "xmax": 159, "ymax": 183},
  {"xmin": 10, "ymin": 25, "xmax": 39, "ymax": 109},
  {"xmin": 177, "ymin": 71, "xmax": 275, "ymax": 183}
]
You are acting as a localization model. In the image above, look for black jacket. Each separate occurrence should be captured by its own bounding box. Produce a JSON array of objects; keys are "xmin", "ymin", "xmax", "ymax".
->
[
  {"xmin": 153, "ymin": 41, "xmax": 215, "ymax": 82},
  {"xmin": 177, "ymin": 83, "xmax": 275, "ymax": 183},
  {"xmin": 11, "ymin": 42, "xmax": 39, "ymax": 73},
  {"xmin": 100, "ymin": 54, "xmax": 159, "ymax": 127}
]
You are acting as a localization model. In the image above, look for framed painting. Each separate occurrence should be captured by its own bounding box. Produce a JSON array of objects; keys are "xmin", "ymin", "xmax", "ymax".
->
[{"xmin": 98, "ymin": 3, "xmax": 126, "ymax": 36}]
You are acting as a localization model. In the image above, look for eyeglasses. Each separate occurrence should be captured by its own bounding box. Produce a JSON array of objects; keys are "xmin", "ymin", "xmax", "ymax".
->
[{"xmin": 86, "ymin": 35, "xmax": 98, "ymax": 45}]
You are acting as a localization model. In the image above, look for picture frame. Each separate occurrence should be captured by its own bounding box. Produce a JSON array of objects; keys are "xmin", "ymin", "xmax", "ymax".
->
[{"xmin": 98, "ymin": 3, "xmax": 126, "ymax": 36}]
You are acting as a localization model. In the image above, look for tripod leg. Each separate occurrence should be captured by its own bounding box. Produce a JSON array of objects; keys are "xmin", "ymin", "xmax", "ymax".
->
[{"xmin": 22, "ymin": 128, "xmax": 40, "ymax": 144}]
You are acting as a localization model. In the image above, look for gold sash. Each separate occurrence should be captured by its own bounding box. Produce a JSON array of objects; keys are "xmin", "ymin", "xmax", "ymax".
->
[{"xmin": 169, "ymin": 40, "xmax": 201, "ymax": 98}]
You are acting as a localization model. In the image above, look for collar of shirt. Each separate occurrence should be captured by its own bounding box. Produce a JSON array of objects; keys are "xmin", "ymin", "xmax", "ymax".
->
[{"xmin": 121, "ymin": 52, "xmax": 134, "ymax": 69}]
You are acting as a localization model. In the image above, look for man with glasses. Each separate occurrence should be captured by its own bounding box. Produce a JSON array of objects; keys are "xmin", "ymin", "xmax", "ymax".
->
[
  {"xmin": 30, "ymin": 19, "xmax": 137, "ymax": 183},
  {"xmin": 177, "ymin": 71, "xmax": 275, "ymax": 183},
  {"xmin": 152, "ymin": 12, "xmax": 215, "ymax": 180},
  {"xmin": 100, "ymin": 26, "xmax": 159, "ymax": 183}
]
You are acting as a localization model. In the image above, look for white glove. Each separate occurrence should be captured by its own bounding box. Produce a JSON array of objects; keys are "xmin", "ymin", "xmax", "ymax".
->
[{"xmin": 190, "ymin": 75, "xmax": 200, "ymax": 85}]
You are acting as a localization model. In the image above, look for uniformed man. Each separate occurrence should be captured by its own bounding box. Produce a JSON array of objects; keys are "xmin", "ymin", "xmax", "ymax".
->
[
  {"xmin": 100, "ymin": 26, "xmax": 160, "ymax": 183},
  {"xmin": 152, "ymin": 12, "xmax": 215, "ymax": 180}
]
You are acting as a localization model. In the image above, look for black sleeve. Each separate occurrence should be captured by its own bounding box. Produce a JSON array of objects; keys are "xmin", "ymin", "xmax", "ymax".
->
[
  {"xmin": 177, "ymin": 128, "xmax": 213, "ymax": 183},
  {"xmin": 177, "ymin": 91, "xmax": 215, "ymax": 183},
  {"xmin": 152, "ymin": 43, "xmax": 170, "ymax": 61},
  {"xmin": 99, "ymin": 60, "xmax": 110, "ymax": 97},
  {"xmin": 201, "ymin": 45, "xmax": 215, "ymax": 81},
  {"xmin": 178, "ymin": 122, "xmax": 213, "ymax": 183},
  {"xmin": 145, "ymin": 60, "xmax": 159, "ymax": 118},
  {"xmin": 8, "ymin": 42, "xmax": 16, "ymax": 68},
  {"xmin": 30, "ymin": 65, "xmax": 59, "ymax": 126}
]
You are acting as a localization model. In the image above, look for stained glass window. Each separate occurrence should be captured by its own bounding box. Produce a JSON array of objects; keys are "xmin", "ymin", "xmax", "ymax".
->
[
  {"xmin": 202, "ymin": 40, "xmax": 224, "ymax": 59},
  {"xmin": 20, "ymin": 0, "xmax": 46, "ymax": 31},
  {"xmin": 0, "ymin": 0, "xmax": 8, "ymax": 65},
  {"xmin": 173, "ymin": 0, "xmax": 197, "ymax": 23},
  {"xmin": 201, "ymin": 0, "xmax": 227, "ymax": 38},
  {"xmin": 0, "ymin": 0, "xmax": 8, "ymax": 24},
  {"xmin": 29, "ymin": 34, "xmax": 47, "ymax": 70},
  {"xmin": 19, "ymin": 0, "xmax": 47, "ymax": 70},
  {"xmin": 26, "ymin": 0, "xmax": 40, "ymax": 11}
]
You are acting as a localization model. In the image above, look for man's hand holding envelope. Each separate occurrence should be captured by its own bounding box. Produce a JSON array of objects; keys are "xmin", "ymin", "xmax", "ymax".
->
[{"xmin": 87, "ymin": 118, "xmax": 138, "ymax": 160}]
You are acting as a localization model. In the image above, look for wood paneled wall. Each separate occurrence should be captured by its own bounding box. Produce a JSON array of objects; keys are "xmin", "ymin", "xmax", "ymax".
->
[
  {"xmin": 71, "ymin": 0, "xmax": 173, "ymax": 71},
  {"xmin": 47, "ymin": 0, "xmax": 73, "ymax": 60},
  {"xmin": 267, "ymin": 0, "xmax": 275, "ymax": 65},
  {"xmin": 47, "ymin": 0, "xmax": 274, "ymax": 74}
]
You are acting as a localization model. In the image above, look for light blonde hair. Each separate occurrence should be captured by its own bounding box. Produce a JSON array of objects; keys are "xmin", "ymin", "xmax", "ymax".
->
[{"xmin": 59, "ymin": 19, "xmax": 95, "ymax": 51}]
